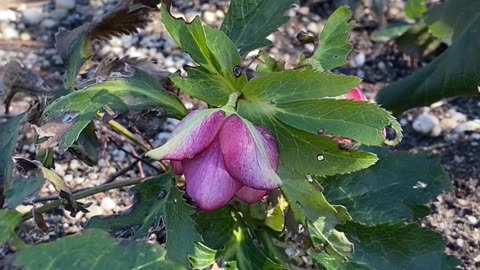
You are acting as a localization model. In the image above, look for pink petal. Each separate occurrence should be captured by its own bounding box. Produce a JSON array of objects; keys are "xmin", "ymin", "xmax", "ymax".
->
[
  {"xmin": 183, "ymin": 139, "xmax": 242, "ymax": 211},
  {"xmin": 219, "ymin": 115, "xmax": 282, "ymax": 190},
  {"xmin": 235, "ymin": 186, "xmax": 268, "ymax": 204},
  {"xmin": 146, "ymin": 109, "xmax": 225, "ymax": 161},
  {"xmin": 255, "ymin": 126, "xmax": 279, "ymax": 170},
  {"xmin": 171, "ymin": 160, "xmax": 183, "ymax": 175},
  {"xmin": 346, "ymin": 87, "xmax": 367, "ymax": 101}
]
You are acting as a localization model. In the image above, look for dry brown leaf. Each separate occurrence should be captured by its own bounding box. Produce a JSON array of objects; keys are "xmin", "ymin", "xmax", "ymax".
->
[{"xmin": 55, "ymin": 0, "xmax": 161, "ymax": 87}]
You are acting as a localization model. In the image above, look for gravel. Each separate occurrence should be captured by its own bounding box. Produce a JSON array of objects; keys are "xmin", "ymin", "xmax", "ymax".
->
[{"xmin": 1, "ymin": 0, "xmax": 479, "ymax": 269}]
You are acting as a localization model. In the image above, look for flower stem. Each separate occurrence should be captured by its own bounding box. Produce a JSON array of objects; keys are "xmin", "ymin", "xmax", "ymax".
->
[
  {"xmin": 21, "ymin": 176, "xmax": 151, "ymax": 222},
  {"xmin": 223, "ymin": 93, "xmax": 239, "ymax": 114}
]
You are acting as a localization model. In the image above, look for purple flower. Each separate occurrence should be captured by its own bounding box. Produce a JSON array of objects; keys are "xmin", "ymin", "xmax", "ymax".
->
[{"xmin": 147, "ymin": 109, "xmax": 281, "ymax": 211}]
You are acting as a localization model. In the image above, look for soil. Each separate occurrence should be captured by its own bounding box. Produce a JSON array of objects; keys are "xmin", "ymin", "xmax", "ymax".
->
[{"xmin": 1, "ymin": 0, "xmax": 479, "ymax": 269}]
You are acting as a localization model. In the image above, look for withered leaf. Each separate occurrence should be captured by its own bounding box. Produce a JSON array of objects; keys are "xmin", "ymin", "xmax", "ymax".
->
[
  {"xmin": 41, "ymin": 167, "xmax": 89, "ymax": 217},
  {"xmin": 0, "ymin": 62, "xmax": 50, "ymax": 114},
  {"xmin": 56, "ymin": 0, "xmax": 162, "ymax": 88},
  {"xmin": 32, "ymin": 207, "xmax": 50, "ymax": 233}
]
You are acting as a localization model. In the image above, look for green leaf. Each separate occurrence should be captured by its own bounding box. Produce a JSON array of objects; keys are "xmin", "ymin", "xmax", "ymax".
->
[
  {"xmin": 238, "ymin": 100, "xmax": 378, "ymax": 176},
  {"xmin": 372, "ymin": 22, "xmax": 413, "ymax": 42},
  {"xmin": 89, "ymin": 174, "xmax": 201, "ymax": 266},
  {"xmin": 0, "ymin": 114, "xmax": 26, "ymax": 187},
  {"xmin": 67, "ymin": 122, "xmax": 100, "ymax": 166},
  {"xmin": 256, "ymin": 51, "xmax": 285, "ymax": 76},
  {"xmin": 242, "ymin": 70, "xmax": 361, "ymax": 103},
  {"xmin": 196, "ymin": 208, "xmax": 284, "ymax": 270},
  {"xmin": 376, "ymin": 16, "xmax": 480, "ymax": 114},
  {"xmin": 303, "ymin": 6, "xmax": 354, "ymax": 71},
  {"xmin": 274, "ymin": 99, "xmax": 402, "ymax": 146},
  {"xmin": 161, "ymin": 6, "xmax": 247, "ymax": 106},
  {"xmin": 189, "ymin": 243, "xmax": 217, "ymax": 270},
  {"xmin": 279, "ymin": 168, "xmax": 353, "ymax": 260},
  {"xmin": 4, "ymin": 171, "xmax": 44, "ymax": 208},
  {"xmin": 56, "ymin": 0, "xmax": 161, "ymax": 88},
  {"xmin": 0, "ymin": 210, "xmax": 22, "ymax": 245},
  {"xmin": 311, "ymin": 222, "xmax": 460, "ymax": 270},
  {"xmin": 321, "ymin": 148, "xmax": 451, "ymax": 225},
  {"xmin": 14, "ymin": 229, "xmax": 184, "ymax": 270},
  {"xmin": 221, "ymin": 0, "xmax": 297, "ymax": 55},
  {"xmin": 42, "ymin": 69, "xmax": 186, "ymax": 152},
  {"xmin": 424, "ymin": 0, "xmax": 480, "ymax": 40},
  {"xmin": 405, "ymin": 0, "xmax": 427, "ymax": 20}
]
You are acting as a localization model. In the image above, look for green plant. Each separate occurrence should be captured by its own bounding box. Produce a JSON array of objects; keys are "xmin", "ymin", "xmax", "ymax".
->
[
  {"xmin": 376, "ymin": 0, "xmax": 480, "ymax": 114},
  {"xmin": 0, "ymin": 1, "xmax": 459, "ymax": 269}
]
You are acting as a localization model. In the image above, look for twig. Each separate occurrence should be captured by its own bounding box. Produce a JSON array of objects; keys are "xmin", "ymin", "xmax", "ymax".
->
[
  {"xmin": 21, "ymin": 176, "xmax": 151, "ymax": 222},
  {"xmin": 127, "ymin": 144, "xmax": 145, "ymax": 178},
  {"xmin": 103, "ymin": 159, "xmax": 140, "ymax": 184},
  {"xmin": 109, "ymin": 139, "xmax": 163, "ymax": 173}
]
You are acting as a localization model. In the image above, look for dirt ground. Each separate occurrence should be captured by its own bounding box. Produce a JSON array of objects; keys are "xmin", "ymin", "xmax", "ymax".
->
[{"xmin": 1, "ymin": 0, "xmax": 479, "ymax": 269}]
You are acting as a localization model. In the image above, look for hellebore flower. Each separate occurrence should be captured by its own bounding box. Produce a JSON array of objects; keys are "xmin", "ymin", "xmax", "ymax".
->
[
  {"xmin": 147, "ymin": 109, "xmax": 281, "ymax": 211},
  {"xmin": 345, "ymin": 86, "xmax": 368, "ymax": 101}
]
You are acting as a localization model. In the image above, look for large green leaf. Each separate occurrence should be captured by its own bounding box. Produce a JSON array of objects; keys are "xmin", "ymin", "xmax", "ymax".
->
[
  {"xmin": 162, "ymin": 6, "xmax": 247, "ymax": 106},
  {"xmin": 14, "ymin": 229, "xmax": 184, "ymax": 270},
  {"xmin": 321, "ymin": 148, "xmax": 451, "ymax": 225},
  {"xmin": 302, "ymin": 6, "xmax": 354, "ymax": 71},
  {"xmin": 424, "ymin": 0, "xmax": 480, "ymax": 40},
  {"xmin": 275, "ymin": 99, "xmax": 402, "ymax": 146},
  {"xmin": 279, "ymin": 168, "xmax": 353, "ymax": 260},
  {"xmin": 42, "ymin": 69, "xmax": 186, "ymax": 152},
  {"xmin": 311, "ymin": 222, "xmax": 460, "ymax": 270},
  {"xmin": 377, "ymin": 1, "xmax": 480, "ymax": 113},
  {"xmin": 238, "ymin": 100, "xmax": 378, "ymax": 176},
  {"xmin": 242, "ymin": 70, "xmax": 360, "ymax": 103},
  {"xmin": 220, "ymin": 0, "xmax": 297, "ymax": 55},
  {"xmin": 196, "ymin": 208, "xmax": 284, "ymax": 269},
  {"xmin": 56, "ymin": 0, "xmax": 160, "ymax": 88},
  {"xmin": 0, "ymin": 210, "xmax": 22, "ymax": 245},
  {"xmin": 89, "ymin": 174, "xmax": 201, "ymax": 266}
]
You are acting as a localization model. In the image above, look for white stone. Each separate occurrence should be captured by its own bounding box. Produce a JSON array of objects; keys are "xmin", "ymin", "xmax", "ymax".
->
[
  {"xmin": 203, "ymin": 10, "xmax": 216, "ymax": 24},
  {"xmin": 0, "ymin": 9, "xmax": 16, "ymax": 22},
  {"xmin": 456, "ymin": 238, "xmax": 464, "ymax": 248},
  {"xmin": 41, "ymin": 18, "xmax": 59, "ymax": 29},
  {"xmin": 455, "ymin": 120, "xmax": 480, "ymax": 133},
  {"xmin": 55, "ymin": 0, "xmax": 76, "ymax": 10},
  {"xmin": 467, "ymin": 215, "xmax": 478, "ymax": 225},
  {"xmin": 2, "ymin": 26, "xmax": 18, "ymax": 40},
  {"xmin": 354, "ymin": 53, "xmax": 366, "ymax": 67},
  {"xmin": 22, "ymin": 7, "xmax": 44, "ymax": 25},
  {"xmin": 412, "ymin": 113, "xmax": 439, "ymax": 135},
  {"xmin": 86, "ymin": 204, "xmax": 104, "ymax": 218},
  {"xmin": 449, "ymin": 109, "xmax": 467, "ymax": 123},
  {"xmin": 100, "ymin": 197, "xmax": 116, "ymax": 211}
]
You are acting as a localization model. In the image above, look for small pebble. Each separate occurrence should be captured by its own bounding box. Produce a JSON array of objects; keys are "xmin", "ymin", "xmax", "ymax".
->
[
  {"xmin": 0, "ymin": 9, "xmax": 16, "ymax": 22},
  {"xmin": 41, "ymin": 18, "xmax": 59, "ymax": 29},
  {"xmin": 354, "ymin": 53, "xmax": 366, "ymax": 67},
  {"xmin": 55, "ymin": 0, "xmax": 76, "ymax": 10},
  {"xmin": 22, "ymin": 7, "xmax": 44, "ymax": 25},
  {"xmin": 412, "ymin": 113, "xmax": 440, "ymax": 136},
  {"xmin": 456, "ymin": 238, "xmax": 464, "ymax": 248},
  {"xmin": 439, "ymin": 118, "xmax": 459, "ymax": 133},
  {"xmin": 203, "ymin": 10, "xmax": 216, "ymax": 24},
  {"xmin": 100, "ymin": 197, "xmax": 116, "ymax": 212},
  {"xmin": 467, "ymin": 216, "xmax": 478, "ymax": 226}
]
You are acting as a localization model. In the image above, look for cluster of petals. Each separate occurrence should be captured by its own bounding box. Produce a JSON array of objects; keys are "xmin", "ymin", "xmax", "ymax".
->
[{"xmin": 147, "ymin": 109, "xmax": 281, "ymax": 211}]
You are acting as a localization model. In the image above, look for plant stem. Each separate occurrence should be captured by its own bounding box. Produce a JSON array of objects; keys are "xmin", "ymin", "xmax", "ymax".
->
[{"xmin": 21, "ymin": 176, "xmax": 152, "ymax": 222}]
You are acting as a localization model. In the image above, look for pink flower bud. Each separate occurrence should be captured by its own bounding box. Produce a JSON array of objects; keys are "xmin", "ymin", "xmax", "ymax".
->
[{"xmin": 147, "ymin": 110, "xmax": 281, "ymax": 211}]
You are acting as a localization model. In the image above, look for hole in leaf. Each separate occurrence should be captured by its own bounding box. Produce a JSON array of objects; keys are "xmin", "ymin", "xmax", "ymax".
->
[
  {"xmin": 317, "ymin": 154, "xmax": 325, "ymax": 161},
  {"xmin": 384, "ymin": 125, "xmax": 397, "ymax": 141},
  {"xmin": 317, "ymin": 128, "xmax": 325, "ymax": 135},
  {"xmin": 233, "ymin": 66, "xmax": 242, "ymax": 77}
]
